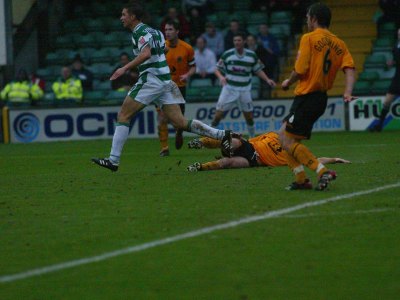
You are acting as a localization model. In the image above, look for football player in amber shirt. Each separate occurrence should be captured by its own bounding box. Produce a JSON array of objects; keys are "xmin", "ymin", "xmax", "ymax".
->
[
  {"xmin": 186, "ymin": 132, "xmax": 350, "ymax": 172},
  {"xmin": 279, "ymin": 2, "xmax": 356, "ymax": 191},
  {"xmin": 158, "ymin": 19, "xmax": 196, "ymax": 156}
]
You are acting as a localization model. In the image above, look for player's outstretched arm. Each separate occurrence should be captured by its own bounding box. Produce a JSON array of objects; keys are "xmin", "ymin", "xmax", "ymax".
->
[
  {"xmin": 343, "ymin": 67, "xmax": 357, "ymax": 102},
  {"xmin": 110, "ymin": 45, "xmax": 151, "ymax": 80},
  {"xmin": 318, "ymin": 157, "xmax": 351, "ymax": 164}
]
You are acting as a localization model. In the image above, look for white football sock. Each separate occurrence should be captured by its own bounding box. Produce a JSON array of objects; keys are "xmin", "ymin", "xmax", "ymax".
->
[
  {"xmin": 109, "ymin": 124, "xmax": 129, "ymax": 164},
  {"xmin": 189, "ymin": 119, "xmax": 225, "ymax": 140}
]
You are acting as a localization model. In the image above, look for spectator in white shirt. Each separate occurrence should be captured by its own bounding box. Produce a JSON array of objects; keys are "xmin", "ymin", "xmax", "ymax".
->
[
  {"xmin": 192, "ymin": 36, "xmax": 217, "ymax": 84},
  {"xmin": 201, "ymin": 22, "xmax": 224, "ymax": 58}
]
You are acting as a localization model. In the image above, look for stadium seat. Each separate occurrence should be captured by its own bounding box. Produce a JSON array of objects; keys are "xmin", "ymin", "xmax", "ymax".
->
[
  {"xmin": 364, "ymin": 54, "xmax": 387, "ymax": 69},
  {"xmin": 103, "ymin": 17, "xmax": 124, "ymax": 32},
  {"xmin": 90, "ymin": 48, "xmax": 113, "ymax": 64},
  {"xmin": 77, "ymin": 47, "xmax": 98, "ymax": 62},
  {"xmin": 371, "ymin": 79, "xmax": 392, "ymax": 94},
  {"xmin": 358, "ymin": 71, "xmax": 380, "ymax": 82},
  {"xmin": 91, "ymin": 3, "xmax": 109, "ymax": 18},
  {"xmin": 246, "ymin": 12, "xmax": 268, "ymax": 26},
  {"xmin": 247, "ymin": 24, "xmax": 259, "ymax": 36},
  {"xmin": 74, "ymin": 34, "xmax": 99, "ymax": 48},
  {"xmin": 373, "ymin": 37, "xmax": 395, "ymax": 52},
  {"xmin": 378, "ymin": 22, "xmax": 397, "ymax": 38},
  {"xmin": 270, "ymin": 11, "xmax": 293, "ymax": 25},
  {"xmin": 96, "ymin": 80, "xmax": 112, "ymax": 91},
  {"xmin": 104, "ymin": 90, "xmax": 126, "ymax": 104},
  {"xmin": 84, "ymin": 90, "xmax": 106, "ymax": 105},
  {"xmin": 36, "ymin": 67, "xmax": 54, "ymax": 79},
  {"xmin": 55, "ymin": 35, "xmax": 74, "ymax": 49},
  {"xmin": 187, "ymin": 85, "xmax": 220, "ymax": 102},
  {"xmin": 380, "ymin": 68, "xmax": 396, "ymax": 80},
  {"xmin": 73, "ymin": 5, "xmax": 92, "ymax": 18},
  {"xmin": 232, "ymin": 0, "xmax": 251, "ymax": 11},
  {"xmin": 251, "ymin": 77, "xmax": 261, "ymax": 88},
  {"xmin": 353, "ymin": 81, "xmax": 371, "ymax": 95},
  {"xmin": 213, "ymin": 1, "xmax": 231, "ymax": 12},
  {"xmin": 86, "ymin": 18, "xmax": 105, "ymax": 33},
  {"xmin": 90, "ymin": 63, "xmax": 114, "ymax": 80},
  {"xmin": 190, "ymin": 78, "xmax": 213, "ymax": 87},
  {"xmin": 101, "ymin": 32, "xmax": 125, "ymax": 48},
  {"xmin": 63, "ymin": 19, "xmax": 85, "ymax": 34},
  {"xmin": 45, "ymin": 50, "xmax": 69, "ymax": 65}
]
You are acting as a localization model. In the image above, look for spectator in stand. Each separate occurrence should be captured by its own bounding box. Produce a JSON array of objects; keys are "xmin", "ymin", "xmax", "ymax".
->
[
  {"xmin": 30, "ymin": 72, "xmax": 45, "ymax": 92},
  {"xmin": 0, "ymin": 68, "xmax": 43, "ymax": 106},
  {"xmin": 192, "ymin": 36, "xmax": 217, "ymax": 84},
  {"xmin": 111, "ymin": 52, "xmax": 139, "ymax": 91},
  {"xmin": 52, "ymin": 65, "xmax": 82, "ymax": 104},
  {"xmin": 224, "ymin": 19, "xmax": 249, "ymax": 51},
  {"xmin": 378, "ymin": 0, "xmax": 400, "ymax": 29},
  {"xmin": 160, "ymin": 7, "xmax": 190, "ymax": 40},
  {"xmin": 246, "ymin": 34, "xmax": 273, "ymax": 97},
  {"xmin": 257, "ymin": 23, "xmax": 280, "ymax": 80},
  {"xmin": 183, "ymin": 0, "xmax": 210, "ymax": 15},
  {"xmin": 71, "ymin": 54, "xmax": 94, "ymax": 91},
  {"xmin": 187, "ymin": 7, "xmax": 206, "ymax": 44},
  {"xmin": 201, "ymin": 22, "xmax": 224, "ymax": 58}
]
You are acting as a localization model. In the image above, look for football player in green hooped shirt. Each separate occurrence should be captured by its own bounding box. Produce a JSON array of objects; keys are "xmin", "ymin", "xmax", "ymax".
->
[{"xmin": 92, "ymin": 2, "xmax": 233, "ymax": 172}]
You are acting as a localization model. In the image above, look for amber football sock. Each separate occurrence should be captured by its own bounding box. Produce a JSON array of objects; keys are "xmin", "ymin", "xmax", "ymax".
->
[
  {"xmin": 158, "ymin": 123, "xmax": 169, "ymax": 150},
  {"xmin": 290, "ymin": 143, "xmax": 327, "ymax": 177},
  {"xmin": 284, "ymin": 151, "xmax": 307, "ymax": 183},
  {"xmin": 200, "ymin": 137, "xmax": 221, "ymax": 149},
  {"xmin": 200, "ymin": 161, "xmax": 221, "ymax": 171}
]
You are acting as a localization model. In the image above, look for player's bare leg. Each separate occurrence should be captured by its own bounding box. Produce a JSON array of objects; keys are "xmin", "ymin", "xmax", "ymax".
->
[
  {"xmin": 157, "ymin": 108, "xmax": 170, "ymax": 156},
  {"xmin": 187, "ymin": 156, "xmax": 250, "ymax": 172},
  {"xmin": 243, "ymin": 111, "xmax": 255, "ymax": 137},
  {"xmin": 211, "ymin": 110, "xmax": 225, "ymax": 127},
  {"xmin": 278, "ymin": 124, "xmax": 335, "ymax": 191}
]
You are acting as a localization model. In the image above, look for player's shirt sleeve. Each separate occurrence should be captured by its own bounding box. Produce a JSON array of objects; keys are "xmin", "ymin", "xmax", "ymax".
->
[
  {"xmin": 252, "ymin": 58, "xmax": 265, "ymax": 73},
  {"xmin": 340, "ymin": 42, "xmax": 355, "ymax": 70},
  {"xmin": 294, "ymin": 35, "xmax": 311, "ymax": 75},
  {"xmin": 188, "ymin": 45, "xmax": 196, "ymax": 67},
  {"xmin": 137, "ymin": 32, "xmax": 153, "ymax": 52},
  {"xmin": 216, "ymin": 58, "xmax": 226, "ymax": 73}
]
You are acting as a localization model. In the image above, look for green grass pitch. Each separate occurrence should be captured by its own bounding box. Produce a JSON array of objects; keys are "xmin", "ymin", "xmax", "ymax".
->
[{"xmin": 0, "ymin": 131, "xmax": 399, "ymax": 299}]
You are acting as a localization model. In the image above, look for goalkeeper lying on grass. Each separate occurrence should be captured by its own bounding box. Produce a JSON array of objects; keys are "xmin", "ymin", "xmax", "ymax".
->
[{"xmin": 187, "ymin": 131, "xmax": 350, "ymax": 190}]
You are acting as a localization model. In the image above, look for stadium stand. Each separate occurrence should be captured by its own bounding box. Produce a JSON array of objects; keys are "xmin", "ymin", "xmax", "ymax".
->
[{"xmin": 29, "ymin": 0, "xmax": 313, "ymax": 104}]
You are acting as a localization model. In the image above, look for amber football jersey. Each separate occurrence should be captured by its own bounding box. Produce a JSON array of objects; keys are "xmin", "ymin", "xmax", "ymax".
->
[
  {"xmin": 249, "ymin": 132, "xmax": 287, "ymax": 167},
  {"xmin": 165, "ymin": 39, "xmax": 195, "ymax": 87},
  {"xmin": 294, "ymin": 28, "xmax": 355, "ymax": 95}
]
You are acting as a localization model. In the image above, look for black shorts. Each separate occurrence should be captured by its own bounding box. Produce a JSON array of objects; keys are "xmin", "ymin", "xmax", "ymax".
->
[
  {"xmin": 222, "ymin": 138, "xmax": 259, "ymax": 167},
  {"xmin": 388, "ymin": 75, "xmax": 400, "ymax": 95},
  {"xmin": 283, "ymin": 91, "xmax": 328, "ymax": 139}
]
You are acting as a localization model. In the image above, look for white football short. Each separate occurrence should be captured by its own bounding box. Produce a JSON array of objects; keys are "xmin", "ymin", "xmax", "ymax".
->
[
  {"xmin": 216, "ymin": 86, "xmax": 253, "ymax": 112},
  {"xmin": 128, "ymin": 73, "xmax": 185, "ymax": 107}
]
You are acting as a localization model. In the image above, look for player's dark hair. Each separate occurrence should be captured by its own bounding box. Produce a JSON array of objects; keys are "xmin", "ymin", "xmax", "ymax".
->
[
  {"xmin": 308, "ymin": 2, "xmax": 331, "ymax": 28},
  {"xmin": 165, "ymin": 18, "xmax": 180, "ymax": 31},
  {"xmin": 120, "ymin": 52, "xmax": 129, "ymax": 57},
  {"xmin": 124, "ymin": 2, "xmax": 144, "ymax": 21},
  {"xmin": 233, "ymin": 32, "xmax": 246, "ymax": 40}
]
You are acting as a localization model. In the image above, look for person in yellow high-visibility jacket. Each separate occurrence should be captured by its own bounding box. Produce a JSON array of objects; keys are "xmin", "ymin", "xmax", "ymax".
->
[
  {"xmin": 52, "ymin": 66, "xmax": 83, "ymax": 103},
  {"xmin": 0, "ymin": 69, "xmax": 43, "ymax": 106}
]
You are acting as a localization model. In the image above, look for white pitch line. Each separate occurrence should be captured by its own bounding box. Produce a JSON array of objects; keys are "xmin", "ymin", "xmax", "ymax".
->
[
  {"xmin": 1, "ymin": 182, "xmax": 399, "ymax": 284},
  {"xmin": 282, "ymin": 207, "xmax": 397, "ymax": 219}
]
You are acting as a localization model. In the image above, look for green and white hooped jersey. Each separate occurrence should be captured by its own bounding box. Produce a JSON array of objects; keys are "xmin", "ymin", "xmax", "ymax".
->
[
  {"xmin": 131, "ymin": 23, "xmax": 171, "ymax": 82},
  {"xmin": 217, "ymin": 48, "xmax": 264, "ymax": 91}
]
